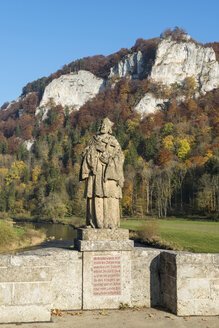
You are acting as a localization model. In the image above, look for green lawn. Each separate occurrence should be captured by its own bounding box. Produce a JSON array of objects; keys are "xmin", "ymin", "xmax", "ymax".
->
[{"xmin": 120, "ymin": 218, "xmax": 219, "ymax": 253}]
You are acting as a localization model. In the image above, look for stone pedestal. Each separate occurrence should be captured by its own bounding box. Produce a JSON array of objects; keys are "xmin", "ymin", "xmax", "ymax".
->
[
  {"xmin": 76, "ymin": 228, "xmax": 133, "ymax": 251},
  {"xmin": 76, "ymin": 228, "xmax": 134, "ymax": 309}
]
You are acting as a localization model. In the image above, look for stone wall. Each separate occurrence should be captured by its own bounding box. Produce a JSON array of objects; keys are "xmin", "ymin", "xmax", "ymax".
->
[
  {"xmin": 160, "ymin": 251, "xmax": 219, "ymax": 316},
  {"xmin": 0, "ymin": 248, "xmax": 82, "ymax": 323},
  {"xmin": 0, "ymin": 247, "xmax": 218, "ymax": 323},
  {"xmin": 131, "ymin": 247, "xmax": 161, "ymax": 307}
]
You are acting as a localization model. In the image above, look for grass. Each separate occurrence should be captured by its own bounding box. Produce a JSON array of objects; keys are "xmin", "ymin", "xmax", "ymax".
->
[
  {"xmin": 120, "ymin": 218, "xmax": 219, "ymax": 253},
  {"xmin": 9, "ymin": 213, "xmax": 219, "ymax": 253},
  {"xmin": 0, "ymin": 220, "xmax": 46, "ymax": 254}
]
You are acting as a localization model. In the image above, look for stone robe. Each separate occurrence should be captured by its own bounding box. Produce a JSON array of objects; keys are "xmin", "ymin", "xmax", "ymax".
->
[{"xmin": 80, "ymin": 133, "xmax": 124, "ymax": 228}]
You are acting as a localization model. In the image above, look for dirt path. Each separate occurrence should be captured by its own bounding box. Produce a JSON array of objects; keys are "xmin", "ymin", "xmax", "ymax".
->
[{"xmin": 3, "ymin": 308, "xmax": 219, "ymax": 328}]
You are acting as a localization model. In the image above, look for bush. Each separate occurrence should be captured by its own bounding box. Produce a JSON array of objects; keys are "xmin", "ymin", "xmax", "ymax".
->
[
  {"xmin": 137, "ymin": 221, "xmax": 160, "ymax": 242},
  {"xmin": 0, "ymin": 221, "xmax": 17, "ymax": 250}
]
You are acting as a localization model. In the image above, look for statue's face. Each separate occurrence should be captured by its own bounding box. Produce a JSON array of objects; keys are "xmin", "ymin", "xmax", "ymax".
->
[{"xmin": 100, "ymin": 121, "xmax": 110, "ymax": 134}]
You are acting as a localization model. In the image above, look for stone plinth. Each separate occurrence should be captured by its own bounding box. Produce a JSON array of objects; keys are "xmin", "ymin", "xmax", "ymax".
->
[
  {"xmin": 76, "ymin": 228, "xmax": 133, "ymax": 309},
  {"xmin": 77, "ymin": 228, "xmax": 129, "ymax": 241},
  {"xmin": 76, "ymin": 228, "xmax": 134, "ymax": 251},
  {"xmin": 82, "ymin": 250, "xmax": 132, "ymax": 309},
  {"xmin": 78, "ymin": 240, "xmax": 134, "ymax": 251}
]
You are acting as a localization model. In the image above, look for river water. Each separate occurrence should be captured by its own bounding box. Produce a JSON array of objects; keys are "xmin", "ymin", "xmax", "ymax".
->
[{"xmin": 15, "ymin": 222, "xmax": 77, "ymax": 253}]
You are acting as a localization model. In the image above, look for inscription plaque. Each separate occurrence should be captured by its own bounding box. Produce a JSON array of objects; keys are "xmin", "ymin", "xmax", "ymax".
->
[{"xmin": 93, "ymin": 256, "xmax": 121, "ymax": 296}]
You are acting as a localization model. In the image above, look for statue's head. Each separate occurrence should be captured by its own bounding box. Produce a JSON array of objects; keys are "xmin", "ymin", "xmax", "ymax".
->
[{"xmin": 100, "ymin": 117, "xmax": 114, "ymax": 134}]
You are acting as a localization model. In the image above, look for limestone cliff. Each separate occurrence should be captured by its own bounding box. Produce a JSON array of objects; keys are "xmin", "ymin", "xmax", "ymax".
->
[
  {"xmin": 5, "ymin": 35, "xmax": 219, "ymax": 119},
  {"xmin": 109, "ymin": 51, "xmax": 144, "ymax": 79},
  {"xmin": 109, "ymin": 37, "xmax": 219, "ymax": 115},
  {"xmin": 150, "ymin": 38, "xmax": 219, "ymax": 93},
  {"xmin": 134, "ymin": 93, "xmax": 168, "ymax": 116},
  {"xmin": 36, "ymin": 70, "xmax": 105, "ymax": 118}
]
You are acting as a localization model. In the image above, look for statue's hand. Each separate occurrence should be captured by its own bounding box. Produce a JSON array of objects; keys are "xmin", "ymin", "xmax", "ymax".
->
[
  {"xmin": 118, "ymin": 179, "xmax": 124, "ymax": 188},
  {"xmin": 100, "ymin": 151, "xmax": 109, "ymax": 164}
]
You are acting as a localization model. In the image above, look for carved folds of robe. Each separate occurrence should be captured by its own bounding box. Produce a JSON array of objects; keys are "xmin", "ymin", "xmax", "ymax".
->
[{"xmin": 80, "ymin": 134, "xmax": 124, "ymax": 228}]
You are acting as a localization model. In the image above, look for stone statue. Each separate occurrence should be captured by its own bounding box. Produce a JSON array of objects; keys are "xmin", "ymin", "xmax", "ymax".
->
[{"xmin": 80, "ymin": 118, "xmax": 124, "ymax": 229}]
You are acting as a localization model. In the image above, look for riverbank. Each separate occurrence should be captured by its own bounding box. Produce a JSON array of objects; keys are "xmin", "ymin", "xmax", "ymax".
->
[
  {"xmin": 0, "ymin": 220, "xmax": 46, "ymax": 254},
  {"xmin": 4, "ymin": 214, "xmax": 219, "ymax": 253}
]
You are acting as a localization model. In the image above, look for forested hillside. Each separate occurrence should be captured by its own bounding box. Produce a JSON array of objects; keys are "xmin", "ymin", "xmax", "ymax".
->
[{"xmin": 0, "ymin": 28, "xmax": 218, "ymax": 220}]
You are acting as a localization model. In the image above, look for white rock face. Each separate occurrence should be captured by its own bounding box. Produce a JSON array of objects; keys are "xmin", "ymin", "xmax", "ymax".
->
[
  {"xmin": 36, "ymin": 70, "xmax": 105, "ymax": 118},
  {"xmin": 23, "ymin": 139, "xmax": 35, "ymax": 151},
  {"xmin": 109, "ymin": 51, "xmax": 144, "ymax": 79},
  {"xmin": 134, "ymin": 93, "xmax": 168, "ymax": 116},
  {"xmin": 150, "ymin": 39, "xmax": 219, "ymax": 93}
]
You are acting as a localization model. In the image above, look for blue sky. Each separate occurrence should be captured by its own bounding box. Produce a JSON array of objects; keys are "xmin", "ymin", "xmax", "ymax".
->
[{"xmin": 0, "ymin": 0, "xmax": 218, "ymax": 106}]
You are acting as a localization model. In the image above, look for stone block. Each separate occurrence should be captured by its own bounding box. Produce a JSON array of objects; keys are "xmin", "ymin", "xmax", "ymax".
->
[
  {"xmin": 77, "ymin": 240, "xmax": 134, "ymax": 252},
  {"xmin": 82, "ymin": 251, "xmax": 132, "ymax": 309},
  {"xmin": 213, "ymin": 254, "xmax": 219, "ymax": 265},
  {"xmin": 0, "ymin": 283, "xmax": 13, "ymax": 305},
  {"xmin": 0, "ymin": 305, "xmax": 51, "ymax": 323},
  {"xmin": 46, "ymin": 248, "xmax": 81, "ymax": 262},
  {"xmin": 177, "ymin": 299, "xmax": 219, "ymax": 316},
  {"xmin": 131, "ymin": 248, "xmax": 161, "ymax": 307},
  {"xmin": 0, "ymin": 255, "xmax": 10, "ymax": 267},
  {"xmin": 176, "ymin": 252, "xmax": 214, "ymax": 265},
  {"xmin": 77, "ymin": 228, "xmax": 129, "ymax": 241},
  {"xmin": 178, "ymin": 263, "xmax": 218, "ymax": 279},
  {"xmin": 0, "ymin": 266, "xmax": 51, "ymax": 282},
  {"xmin": 210, "ymin": 279, "xmax": 219, "ymax": 299},
  {"xmin": 51, "ymin": 259, "xmax": 82, "ymax": 310},
  {"xmin": 178, "ymin": 278, "xmax": 210, "ymax": 300},
  {"xmin": 131, "ymin": 258, "xmax": 150, "ymax": 307},
  {"xmin": 13, "ymin": 282, "xmax": 51, "ymax": 305},
  {"xmin": 10, "ymin": 254, "xmax": 52, "ymax": 267}
]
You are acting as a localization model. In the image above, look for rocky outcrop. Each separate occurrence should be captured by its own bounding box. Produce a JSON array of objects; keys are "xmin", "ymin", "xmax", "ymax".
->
[
  {"xmin": 109, "ymin": 38, "xmax": 219, "ymax": 115},
  {"xmin": 14, "ymin": 37, "xmax": 219, "ymax": 120},
  {"xmin": 134, "ymin": 93, "xmax": 168, "ymax": 116},
  {"xmin": 36, "ymin": 70, "xmax": 105, "ymax": 118},
  {"xmin": 150, "ymin": 38, "xmax": 219, "ymax": 93},
  {"xmin": 109, "ymin": 51, "xmax": 144, "ymax": 79}
]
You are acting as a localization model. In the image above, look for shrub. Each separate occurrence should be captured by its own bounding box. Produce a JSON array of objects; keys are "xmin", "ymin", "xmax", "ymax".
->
[
  {"xmin": 0, "ymin": 221, "xmax": 17, "ymax": 250},
  {"xmin": 137, "ymin": 221, "xmax": 160, "ymax": 242}
]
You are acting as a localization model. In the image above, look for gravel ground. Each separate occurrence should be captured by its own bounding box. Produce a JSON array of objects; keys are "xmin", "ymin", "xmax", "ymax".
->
[{"xmin": 2, "ymin": 307, "xmax": 219, "ymax": 328}]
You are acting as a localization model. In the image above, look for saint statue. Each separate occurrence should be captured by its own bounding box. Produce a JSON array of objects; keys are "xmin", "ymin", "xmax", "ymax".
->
[{"xmin": 80, "ymin": 118, "xmax": 124, "ymax": 229}]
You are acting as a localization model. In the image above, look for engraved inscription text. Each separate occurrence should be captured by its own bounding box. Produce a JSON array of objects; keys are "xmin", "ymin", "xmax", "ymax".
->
[{"xmin": 93, "ymin": 256, "xmax": 121, "ymax": 296}]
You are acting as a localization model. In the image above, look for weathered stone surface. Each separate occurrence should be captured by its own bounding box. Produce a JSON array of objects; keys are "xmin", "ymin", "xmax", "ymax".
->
[
  {"xmin": 50, "ymin": 252, "xmax": 82, "ymax": 310},
  {"xmin": 36, "ymin": 70, "xmax": 105, "ymax": 119},
  {"xmin": 10, "ymin": 254, "xmax": 52, "ymax": 267},
  {"xmin": 160, "ymin": 251, "xmax": 219, "ymax": 316},
  {"xmin": 0, "ymin": 255, "xmax": 10, "ymax": 267},
  {"xmin": 0, "ymin": 247, "xmax": 218, "ymax": 323},
  {"xmin": 80, "ymin": 118, "xmax": 124, "ymax": 229},
  {"xmin": 134, "ymin": 92, "xmax": 168, "ymax": 116},
  {"xmin": 210, "ymin": 279, "xmax": 219, "ymax": 299},
  {"xmin": 13, "ymin": 282, "xmax": 51, "ymax": 305},
  {"xmin": 0, "ymin": 283, "xmax": 13, "ymax": 305},
  {"xmin": 176, "ymin": 252, "xmax": 214, "ymax": 264},
  {"xmin": 177, "ymin": 299, "xmax": 219, "ymax": 316},
  {"xmin": 77, "ymin": 240, "xmax": 134, "ymax": 252},
  {"xmin": 82, "ymin": 251, "xmax": 132, "ymax": 309},
  {"xmin": 77, "ymin": 228, "xmax": 129, "ymax": 241},
  {"xmin": 178, "ymin": 278, "xmax": 210, "ymax": 299},
  {"xmin": 0, "ymin": 266, "xmax": 51, "ymax": 282},
  {"xmin": 131, "ymin": 247, "xmax": 161, "ymax": 307},
  {"xmin": 177, "ymin": 264, "xmax": 217, "ymax": 279},
  {"xmin": 0, "ymin": 305, "xmax": 51, "ymax": 323},
  {"xmin": 150, "ymin": 38, "xmax": 219, "ymax": 93},
  {"xmin": 109, "ymin": 51, "xmax": 144, "ymax": 79}
]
